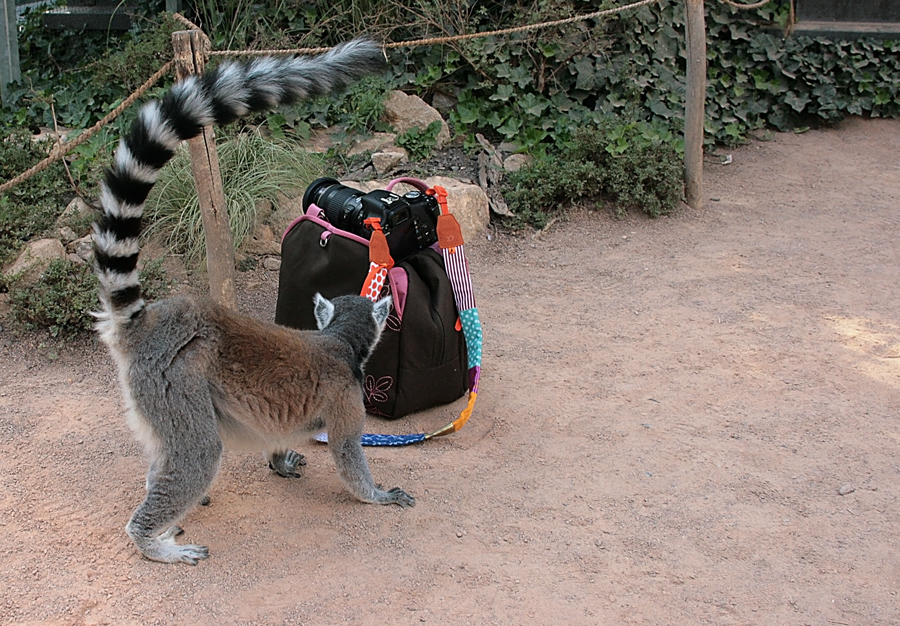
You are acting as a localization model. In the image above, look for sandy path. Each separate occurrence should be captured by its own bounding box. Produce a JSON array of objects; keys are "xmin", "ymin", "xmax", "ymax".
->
[{"xmin": 1, "ymin": 116, "xmax": 898, "ymax": 625}]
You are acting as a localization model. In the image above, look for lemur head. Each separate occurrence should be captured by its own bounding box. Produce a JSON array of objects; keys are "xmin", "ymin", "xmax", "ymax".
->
[{"xmin": 313, "ymin": 293, "xmax": 392, "ymax": 363}]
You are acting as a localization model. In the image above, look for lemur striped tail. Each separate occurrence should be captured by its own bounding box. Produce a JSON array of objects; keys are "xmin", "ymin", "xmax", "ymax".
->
[{"xmin": 93, "ymin": 39, "xmax": 385, "ymax": 324}]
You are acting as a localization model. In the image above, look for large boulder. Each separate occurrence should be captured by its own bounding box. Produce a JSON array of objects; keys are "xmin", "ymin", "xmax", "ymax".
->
[
  {"xmin": 340, "ymin": 177, "xmax": 489, "ymax": 243},
  {"xmin": 2, "ymin": 238, "xmax": 67, "ymax": 285},
  {"xmin": 382, "ymin": 91, "xmax": 451, "ymax": 150}
]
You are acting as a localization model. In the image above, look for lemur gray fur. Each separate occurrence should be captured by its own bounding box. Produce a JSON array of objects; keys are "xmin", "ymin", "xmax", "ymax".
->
[{"xmin": 92, "ymin": 40, "xmax": 414, "ymax": 566}]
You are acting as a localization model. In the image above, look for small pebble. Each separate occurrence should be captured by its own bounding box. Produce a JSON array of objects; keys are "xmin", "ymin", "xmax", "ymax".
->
[{"xmin": 839, "ymin": 484, "xmax": 855, "ymax": 496}]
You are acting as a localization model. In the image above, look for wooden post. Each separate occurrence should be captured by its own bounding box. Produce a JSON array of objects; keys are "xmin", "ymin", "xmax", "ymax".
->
[
  {"xmin": 684, "ymin": 0, "xmax": 707, "ymax": 209},
  {"xmin": 0, "ymin": 0, "xmax": 20, "ymax": 106},
  {"xmin": 171, "ymin": 30, "xmax": 236, "ymax": 309}
]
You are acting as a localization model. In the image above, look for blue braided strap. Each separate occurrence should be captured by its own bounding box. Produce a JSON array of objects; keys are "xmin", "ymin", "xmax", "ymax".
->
[{"xmin": 314, "ymin": 432, "xmax": 427, "ymax": 446}]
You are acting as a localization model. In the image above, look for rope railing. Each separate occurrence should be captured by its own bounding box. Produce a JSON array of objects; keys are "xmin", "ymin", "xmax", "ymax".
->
[
  {"xmin": 0, "ymin": 59, "xmax": 175, "ymax": 195},
  {"xmin": 211, "ymin": 0, "xmax": 661, "ymax": 57},
  {"xmin": 0, "ymin": 0, "xmax": 771, "ymax": 196}
]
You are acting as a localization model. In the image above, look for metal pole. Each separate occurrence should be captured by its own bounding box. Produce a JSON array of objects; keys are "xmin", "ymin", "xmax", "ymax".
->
[
  {"xmin": 684, "ymin": 0, "xmax": 707, "ymax": 209},
  {"xmin": 0, "ymin": 0, "xmax": 20, "ymax": 106}
]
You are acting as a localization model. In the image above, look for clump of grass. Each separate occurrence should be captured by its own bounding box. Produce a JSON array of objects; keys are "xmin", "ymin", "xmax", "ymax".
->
[{"xmin": 144, "ymin": 130, "xmax": 323, "ymax": 266}]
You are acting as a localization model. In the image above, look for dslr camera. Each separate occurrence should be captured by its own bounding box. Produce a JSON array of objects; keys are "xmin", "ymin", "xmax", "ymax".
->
[{"xmin": 302, "ymin": 177, "xmax": 441, "ymax": 263}]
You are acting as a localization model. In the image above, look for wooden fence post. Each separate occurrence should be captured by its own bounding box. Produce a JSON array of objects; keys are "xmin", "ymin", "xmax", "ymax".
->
[
  {"xmin": 171, "ymin": 29, "xmax": 236, "ymax": 309},
  {"xmin": 684, "ymin": 0, "xmax": 707, "ymax": 209}
]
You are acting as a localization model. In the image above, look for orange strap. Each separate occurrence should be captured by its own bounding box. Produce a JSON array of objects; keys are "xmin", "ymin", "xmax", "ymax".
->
[
  {"xmin": 360, "ymin": 218, "xmax": 394, "ymax": 302},
  {"xmin": 364, "ymin": 217, "xmax": 394, "ymax": 269}
]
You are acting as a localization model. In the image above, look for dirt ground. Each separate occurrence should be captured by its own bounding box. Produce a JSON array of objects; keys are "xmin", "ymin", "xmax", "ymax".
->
[{"xmin": 1, "ymin": 116, "xmax": 899, "ymax": 626}]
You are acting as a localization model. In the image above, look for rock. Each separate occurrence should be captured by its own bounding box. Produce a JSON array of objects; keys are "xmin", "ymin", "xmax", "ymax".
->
[
  {"xmin": 255, "ymin": 198, "xmax": 274, "ymax": 223},
  {"xmin": 33, "ymin": 126, "xmax": 71, "ymax": 143},
  {"xmin": 67, "ymin": 253, "xmax": 86, "ymax": 265},
  {"xmin": 839, "ymin": 484, "xmax": 855, "ymax": 496},
  {"xmin": 430, "ymin": 91, "xmax": 458, "ymax": 115},
  {"xmin": 339, "ymin": 177, "xmax": 489, "ymax": 242},
  {"xmin": 56, "ymin": 196, "xmax": 95, "ymax": 226},
  {"xmin": 498, "ymin": 141, "xmax": 522, "ymax": 153},
  {"xmin": 300, "ymin": 128, "xmax": 341, "ymax": 154},
  {"xmin": 348, "ymin": 133, "xmax": 397, "ymax": 157},
  {"xmin": 504, "ymin": 153, "xmax": 532, "ymax": 173},
  {"xmin": 371, "ymin": 149, "xmax": 409, "ymax": 175},
  {"xmin": 262, "ymin": 256, "xmax": 282, "ymax": 272},
  {"xmin": 427, "ymin": 176, "xmax": 490, "ymax": 241},
  {"xmin": 72, "ymin": 235, "xmax": 94, "ymax": 263},
  {"xmin": 382, "ymin": 91, "xmax": 450, "ymax": 150},
  {"xmin": 265, "ymin": 192, "xmax": 306, "ymax": 237},
  {"xmin": 241, "ymin": 224, "xmax": 281, "ymax": 257},
  {"xmin": 339, "ymin": 180, "xmax": 383, "ymax": 193},
  {"xmin": 57, "ymin": 226, "xmax": 78, "ymax": 244},
  {"xmin": 2, "ymin": 238, "xmax": 66, "ymax": 283},
  {"xmin": 342, "ymin": 164, "xmax": 375, "ymax": 182}
]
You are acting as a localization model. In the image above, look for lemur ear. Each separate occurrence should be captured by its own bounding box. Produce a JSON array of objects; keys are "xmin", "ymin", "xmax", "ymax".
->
[
  {"xmin": 372, "ymin": 296, "xmax": 392, "ymax": 328},
  {"xmin": 313, "ymin": 293, "xmax": 335, "ymax": 330}
]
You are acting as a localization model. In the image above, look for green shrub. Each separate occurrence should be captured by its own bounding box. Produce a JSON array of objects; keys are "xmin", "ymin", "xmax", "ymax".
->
[
  {"xmin": 269, "ymin": 74, "xmax": 392, "ymax": 140},
  {"xmin": 396, "ymin": 120, "xmax": 442, "ymax": 161},
  {"xmin": 503, "ymin": 119, "xmax": 683, "ymax": 227},
  {"xmin": 0, "ymin": 132, "xmax": 72, "ymax": 267},
  {"xmin": 9, "ymin": 259, "xmax": 99, "ymax": 337},
  {"xmin": 8, "ymin": 257, "xmax": 173, "ymax": 337},
  {"xmin": 1, "ymin": 6, "xmax": 175, "ymax": 134}
]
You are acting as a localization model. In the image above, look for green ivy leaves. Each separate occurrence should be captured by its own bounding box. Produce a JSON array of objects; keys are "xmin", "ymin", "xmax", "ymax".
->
[{"xmin": 440, "ymin": 1, "xmax": 899, "ymax": 150}]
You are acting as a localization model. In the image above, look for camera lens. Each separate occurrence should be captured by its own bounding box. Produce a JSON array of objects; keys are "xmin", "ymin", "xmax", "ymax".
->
[{"xmin": 302, "ymin": 178, "xmax": 365, "ymax": 230}]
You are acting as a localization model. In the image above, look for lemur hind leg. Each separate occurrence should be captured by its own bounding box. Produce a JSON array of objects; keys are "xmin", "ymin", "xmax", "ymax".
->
[
  {"xmin": 126, "ymin": 437, "xmax": 221, "ymax": 565},
  {"xmin": 125, "ymin": 374, "xmax": 224, "ymax": 565},
  {"xmin": 325, "ymin": 394, "xmax": 415, "ymax": 508},
  {"xmin": 268, "ymin": 449, "xmax": 307, "ymax": 478}
]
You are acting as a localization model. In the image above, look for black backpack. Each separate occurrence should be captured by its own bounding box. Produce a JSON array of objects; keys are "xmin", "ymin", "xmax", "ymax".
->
[{"xmin": 274, "ymin": 207, "xmax": 469, "ymax": 418}]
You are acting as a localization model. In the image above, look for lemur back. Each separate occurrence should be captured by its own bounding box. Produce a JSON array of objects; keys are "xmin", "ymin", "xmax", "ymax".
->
[{"xmin": 93, "ymin": 41, "xmax": 414, "ymax": 566}]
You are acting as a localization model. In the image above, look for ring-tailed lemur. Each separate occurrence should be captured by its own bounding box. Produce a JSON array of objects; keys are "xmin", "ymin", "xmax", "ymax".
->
[{"xmin": 93, "ymin": 40, "xmax": 413, "ymax": 566}]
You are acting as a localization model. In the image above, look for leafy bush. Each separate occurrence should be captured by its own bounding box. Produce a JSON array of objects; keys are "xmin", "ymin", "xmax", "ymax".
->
[
  {"xmin": 0, "ymin": 132, "xmax": 72, "ymax": 267},
  {"xmin": 8, "ymin": 259, "xmax": 98, "ymax": 337},
  {"xmin": 8, "ymin": 258, "xmax": 172, "ymax": 337},
  {"xmin": 703, "ymin": 11, "xmax": 900, "ymax": 141},
  {"xmin": 1, "ymin": 5, "xmax": 176, "ymax": 133},
  {"xmin": 391, "ymin": 1, "xmax": 899, "ymax": 149},
  {"xmin": 504, "ymin": 119, "xmax": 683, "ymax": 227},
  {"xmin": 581, "ymin": 1, "xmax": 900, "ymax": 146},
  {"xmin": 396, "ymin": 120, "xmax": 442, "ymax": 160},
  {"xmin": 267, "ymin": 74, "xmax": 392, "ymax": 140},
  {"xmin": 144, "ymin": 130, "xmax": 322, "ymax": 265}
]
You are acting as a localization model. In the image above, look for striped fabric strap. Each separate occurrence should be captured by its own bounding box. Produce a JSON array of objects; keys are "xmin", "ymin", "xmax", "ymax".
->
[{"xmin": 441, "ymin": 244, "xmax": 476, "ymax": 312}]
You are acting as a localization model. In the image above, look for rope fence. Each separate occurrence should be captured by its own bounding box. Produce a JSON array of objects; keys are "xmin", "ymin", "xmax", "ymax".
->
[{"xmin": 0, "ymin": 0, "xmax": 772, "ymax": 196}]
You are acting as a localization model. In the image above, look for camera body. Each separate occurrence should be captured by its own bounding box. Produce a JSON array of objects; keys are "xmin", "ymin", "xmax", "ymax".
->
[{"xmin": 302, "ymin": 177, "xmax": 441, "ymax": 263}]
